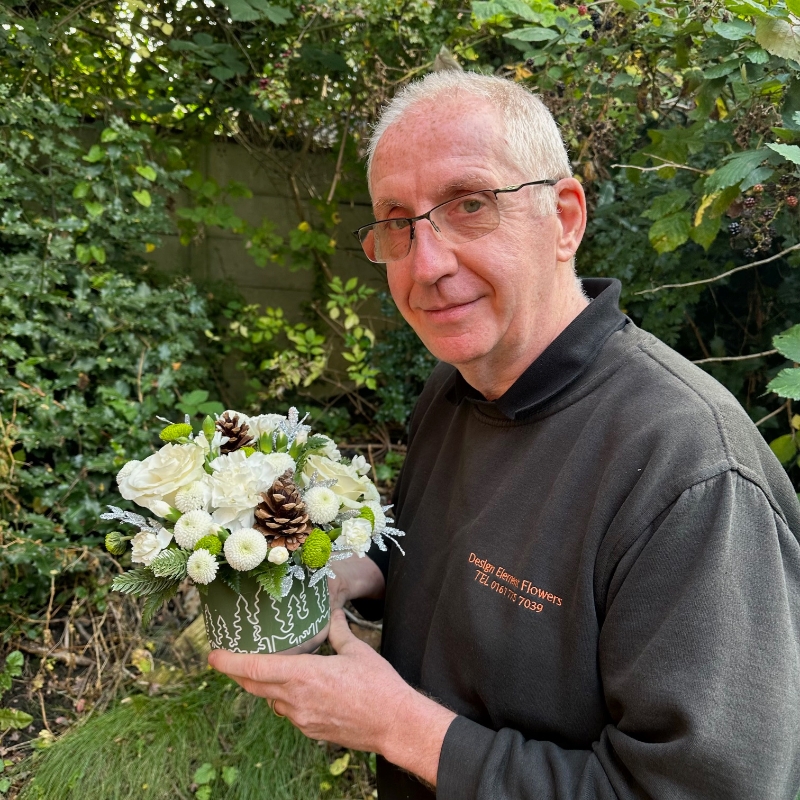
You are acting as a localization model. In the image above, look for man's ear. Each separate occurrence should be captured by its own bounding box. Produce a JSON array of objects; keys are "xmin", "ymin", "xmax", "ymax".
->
[{"xmin": 553, "ymin": 178, "xmax": 587, "ymax": 263}]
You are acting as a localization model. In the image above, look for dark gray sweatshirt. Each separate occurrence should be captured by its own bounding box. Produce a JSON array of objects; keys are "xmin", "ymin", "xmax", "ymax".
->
[{"xmin": 367, "ymin": 279, "xmax": 800, "ymax": 799}]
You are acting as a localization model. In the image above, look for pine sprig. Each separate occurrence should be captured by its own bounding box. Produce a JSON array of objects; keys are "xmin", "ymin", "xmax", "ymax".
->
[
  {"xmin": 150, "ymin": 548, "xmax": 190, "ymax": 580},
  {"xmin": 250, "ymin": 562, "xmax": 288, "ymax": 599},
  {"xmin": 111, "ymin": 568, "xmax": 179, "ymax": 598},
  {"xmin": 141, "ymin": 583, "xmax": 180, "ymax": 626},
  {"xmin": 294, "ymin": 435, "xmax": 331, "ymax": 473},
  {"xmin": 217, "ymin": 564, "xmax": 242, "ymax": 595}
]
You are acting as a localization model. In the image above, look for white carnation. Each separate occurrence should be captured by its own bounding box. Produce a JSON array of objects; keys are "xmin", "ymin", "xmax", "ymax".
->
[
  {"xmin": 117, "ymin": 442, "xmax": 206, "ymax": 514},
  {"xmin": 340, "ymin": 517, "xmax": 373, "ymax": 557},
  {"xmin": 173, "ymin": 509, "xmax": 214, "ymax": 549},
  {"xmin": 208, "ymin": 451, "xmax": 278, "ymax": 531},
  {"xmin": 187, "ymin": 549, "xmax": 219, "ymax": 585},
  {"xmin": 316, "ymin": 435, "xmax": 341, "ymax": 462},
  {"xmin": 224, "ymin": 527, "xmax": 268, "ymax": 571},
  {"xmin": 174, "ymin": 479, "xmax": 211, "ymax": 513},
  {"xmin": 263, "ymin": 452, "xmax": 296, "ymax": 475},
  {"xmin": 267, "ymin": 545, "xmax": 289, "ymax": 565},
  {"xmin": 304, "ymin": 486, "xmax": 340, "ymax": 525},
  {"xmin": 351, "ymin": 455, "xmax": 371, "ymax": 476},
  {"xmin": 130, "ymin": 527, "xmax": 173, "ymax": 566}
]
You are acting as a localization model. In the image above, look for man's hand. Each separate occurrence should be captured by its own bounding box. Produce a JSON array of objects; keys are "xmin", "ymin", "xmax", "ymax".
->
[
  {"xmin": 327, "ymin": 553, "xmax": 386, "ymax": 611},
  {"xmin": 207, "ymin": 608, "xmax": 456, "ymax": 786}
]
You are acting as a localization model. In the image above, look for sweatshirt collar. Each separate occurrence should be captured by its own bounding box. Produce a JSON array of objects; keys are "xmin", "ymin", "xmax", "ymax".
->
[{"xmin": 450, "ymin": 278, "xmax": 628, "ymax": 420}]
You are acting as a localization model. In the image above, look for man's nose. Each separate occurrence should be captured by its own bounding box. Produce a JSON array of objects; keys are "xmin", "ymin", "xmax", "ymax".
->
[{"xmin": 407, "ymin": 219, "xmax": 458, "ymax": 285}]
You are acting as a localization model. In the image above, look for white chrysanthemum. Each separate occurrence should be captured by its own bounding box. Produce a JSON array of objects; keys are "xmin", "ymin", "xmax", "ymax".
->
[
  {"xmin": 116, "ymin": 460, "xmax": 141, "ymax": 485},
  {"xmin": 130, "ymin": 527, "xmax": 173, "ymax": 566},
  {"xmin": 263, "ymin": 452, "xmax": 296, "ymax": 475},
  {"xmin": 174, "ymin": 479, "xmax": 211, "ymax": 513},
  {"xmin": 351, "ymin": 455, "xmax": 371, "ymax": 476},
  {"xmin": 364, "ymin": 501, "xmax": 387, "ymax": 532},
  {"xmin": 173, "ymin": 509, "xmax": 214, "ymax": 549},
  {"xmin": 224, "ymin": 527, "xmax": 268, "ymax": 571},
  {"xmin": 340, "ymin": 517, "xmax": 373, "ymax": 557},
  {"xmin": 267, "ymin": 545, "xmax": 289, "ymax": 565},
  {"xmin": 187, "ymin": 549, "xmax": 218, "ymax": 585},
  {"xmin": 304, "ymin": 486, "xmax": 340, "ymax": 525},
  {"xmin": 209, "ymin": 451, "xmax": 278, "ymax": 531}
]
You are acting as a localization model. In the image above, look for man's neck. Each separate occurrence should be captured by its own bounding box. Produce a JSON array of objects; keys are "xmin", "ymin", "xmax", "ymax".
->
[{"xmin": 458, "ymin": 282, "xmax": 590, "ymax": 401}]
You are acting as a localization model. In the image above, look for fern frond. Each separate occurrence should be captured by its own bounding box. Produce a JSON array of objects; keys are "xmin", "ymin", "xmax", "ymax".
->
[{"xmin": 250, "ymin": 563, "xmax": 288, "ymax": 599}]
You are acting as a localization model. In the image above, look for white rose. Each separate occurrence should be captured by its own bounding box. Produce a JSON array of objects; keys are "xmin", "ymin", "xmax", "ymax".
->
[
  {"xmin": 117, "ymin": 442, "xmax": 206, "ymax": 514},
  {"xmin": 267, "ymin": 545, "xmax": 289, "ymax": 565},
  {"xmin": 302, "ymin": 454, "xmax": 373, "ymax": 510},
  {"xmin": 209, "ymin": 451, "xmax": 278, "ymax": 531},
  {"xmin": 130, "ymin": 527, "xmax": 173, "ymax": 566},
  {"xmin": 340, "ymin": 517, "xmax": 373, "ymax": 557}
]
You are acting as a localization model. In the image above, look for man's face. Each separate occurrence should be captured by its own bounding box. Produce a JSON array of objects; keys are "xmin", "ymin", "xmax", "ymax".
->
[{"xmin": 369, "ymin": 98, "xmax": 566, "ymax": 377}]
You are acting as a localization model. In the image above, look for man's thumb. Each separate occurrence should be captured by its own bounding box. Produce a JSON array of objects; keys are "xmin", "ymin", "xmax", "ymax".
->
[{"xmin": 327, "ymin": 607, "xmax": 356, "ymax": 653}]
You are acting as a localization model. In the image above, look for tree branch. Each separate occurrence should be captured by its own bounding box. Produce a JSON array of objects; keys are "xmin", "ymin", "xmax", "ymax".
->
[{"xmin": 693, "ymin": 349, "xmax": 778, "ymax": 365}]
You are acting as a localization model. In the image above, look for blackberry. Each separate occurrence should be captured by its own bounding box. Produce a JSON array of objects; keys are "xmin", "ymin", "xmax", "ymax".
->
[
  {"xmin": 581, "ymin": 29, "xmax": 592, "ymax": 39},
  {"xmin": 525, "ymin": 58, "xmax": 536, "ymax": 67},
  {"xmin": 762, "ymin": 208, "xmax": 774, "ymax": 220},
  {"xmin": 780, "ymin": 174, "xmax": 793, "ymax": 185},
  {"xmin": 743, "ymin": 197, "xmax": 757, "ymax": 208},
  {"xmin": 593, "ymin": 18, "xmax": 603, "ymax": 29},
  {"xmin": 753, "ymin": 184, "xmax": 764, "ymax": 193},
  {"xmin": 728, "ymin": 221, "xmax": 742, "ymax": 235},
  {"xmin": 743, "ymin": 248, "xmax": 755, "ymax": 258},
  {"xmin": 604, "ymin": 20, "xmax": 614, "ymax": 30},
  {"xmin": 787, "ymin": 195, "xmax": 798, "ymax": 207}
]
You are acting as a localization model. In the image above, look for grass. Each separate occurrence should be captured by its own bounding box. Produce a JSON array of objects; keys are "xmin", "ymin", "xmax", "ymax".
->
[{"xmin": 18, "ymin": 670, "xmax": 373, "ymax": 800}]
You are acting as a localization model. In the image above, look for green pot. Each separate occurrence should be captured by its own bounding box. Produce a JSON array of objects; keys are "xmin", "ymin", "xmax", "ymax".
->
[{"xmin": 202, "ymin": 574, "xmax": 329, "ymax": 654}]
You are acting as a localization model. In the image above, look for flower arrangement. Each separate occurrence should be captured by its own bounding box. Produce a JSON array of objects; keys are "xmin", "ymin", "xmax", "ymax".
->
[{"xmin": 103, "ymin": 408, "xmax": 404, "ymax": 625}]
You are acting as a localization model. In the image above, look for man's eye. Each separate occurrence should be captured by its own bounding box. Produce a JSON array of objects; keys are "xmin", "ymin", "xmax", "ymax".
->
[
  {"xmin": 384, "ymin": 218, "xmax": 410, "ymax": 231},
  {"xmin": 459, "ymin": 198, "xmax": 485, "ymax": 214}
]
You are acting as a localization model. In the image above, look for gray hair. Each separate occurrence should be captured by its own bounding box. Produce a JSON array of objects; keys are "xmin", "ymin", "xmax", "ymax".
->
[{"xmin": 366, "ymin": 71, "xmax": 572, "ymax": 215}]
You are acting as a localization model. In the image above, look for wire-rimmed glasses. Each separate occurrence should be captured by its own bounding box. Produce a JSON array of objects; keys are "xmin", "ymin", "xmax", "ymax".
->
[{"xmin": 352, "ymin": 179, "xmax": 558, "ymax": 264}]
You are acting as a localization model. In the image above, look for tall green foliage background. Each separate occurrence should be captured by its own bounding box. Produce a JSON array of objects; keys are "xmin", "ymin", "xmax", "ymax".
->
[{"xmin": 3, "ymin": 0, "xmax": 800, "ymax": 627}]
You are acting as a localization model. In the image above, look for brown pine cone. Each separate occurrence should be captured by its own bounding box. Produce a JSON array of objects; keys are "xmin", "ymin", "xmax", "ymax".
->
[
  {"xmin": 254, "ymin": 469, "xmax": 311, "ymax": 551},
  {"xmin": 216, "ymin": 411, "xmax": 254, "ymax": 454}
]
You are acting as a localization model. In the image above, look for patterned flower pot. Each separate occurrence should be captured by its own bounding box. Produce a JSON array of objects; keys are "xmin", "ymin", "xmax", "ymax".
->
[{"xmin": 202, "ymin": 574, "xmax": 329, "ymax": 654}]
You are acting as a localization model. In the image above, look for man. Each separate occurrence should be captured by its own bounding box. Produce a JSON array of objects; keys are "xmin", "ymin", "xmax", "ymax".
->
[{"xmin": 209, "ymin": 72, "xmax": 800, "ymax": 799}]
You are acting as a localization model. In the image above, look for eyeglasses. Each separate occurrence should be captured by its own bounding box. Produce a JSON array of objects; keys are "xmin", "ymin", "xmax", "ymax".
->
[{"xmin": 352, "ymin": 179, "xmax": 558, "ymax": 264}]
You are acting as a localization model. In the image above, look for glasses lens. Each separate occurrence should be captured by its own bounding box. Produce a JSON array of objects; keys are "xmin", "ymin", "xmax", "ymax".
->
[
  {"xmin": 431, "ymin": 191, "xmax": 500, "ymax": 244},
  {"xmin": 360, "ymin": 219, "xmax": 412, "ymax": 263}
]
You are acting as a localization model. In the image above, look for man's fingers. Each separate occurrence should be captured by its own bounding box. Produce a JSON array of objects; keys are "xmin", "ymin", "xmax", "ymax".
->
[
  {"xmin": 207, "ymin": 649, "xmax": 296, "ymax": 683},
  {"xmin": 327, "ymin": 607, "xmax": 361, "ymax": 654}
]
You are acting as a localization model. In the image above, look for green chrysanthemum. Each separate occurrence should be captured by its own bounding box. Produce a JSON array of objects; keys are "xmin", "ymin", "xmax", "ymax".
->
[
  {"xmin": 159, "ymin": 423, "xmax": 192, "ymax": 442},
  {"xmin": 194, "ymin": 534, "xmax": 222, "ymax": 556},
  {"xmin": 242, "ymin": 446, "xmax": 256, "ymax": 457},
  {"xmin": 300, "ymin": 529, "xmax": 332, "ymax": 569},
  {"xmin": 105, "ymin": 531, "xmax": 127, "ymax": 556}
]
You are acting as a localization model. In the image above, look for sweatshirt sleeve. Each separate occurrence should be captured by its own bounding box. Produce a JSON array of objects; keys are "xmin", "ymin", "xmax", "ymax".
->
[{"xmin": 436, "ymin": 471, "xmax": 800, "ymax": 799}]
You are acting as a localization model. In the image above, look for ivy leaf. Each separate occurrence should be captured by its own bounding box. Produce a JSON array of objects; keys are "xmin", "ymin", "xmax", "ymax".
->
[
  {"xmin": 135, "ymin": 165, "xmax": 157, "ymax": 181},
  {"xmin": 772, "ymin": 325, "xmax": 800, "ymax": 361},
  {"xmin": 769, "ymin": 434, "xmax": 797, "ymax": 464},
  {"xmin": 648, "ymin": 211, "xmax": 692, "ymax": 254},
  {"xmin": 755, "ymin": 17, "xmax": 800, "ymax": 64},
  {"xmin": 766, "ymin": 142, "xmax": 800, "ymax": 165},
  {"xmin": 133, "ymin": 189, "xmax": 152, "ymax": 207},
  {"xmin": 0, "ymin": 709, "xmax": 33, "ymax": 731},
  {"xmin": 767, "ymin": 368, "xmax": 800, "ymax": 401}
]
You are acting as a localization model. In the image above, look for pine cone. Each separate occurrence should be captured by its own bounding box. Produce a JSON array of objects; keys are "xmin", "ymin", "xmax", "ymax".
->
[
  {"xmin": 216, "ymin": 412, "xmax": 254, "ymax": 454},
  {"xmin": 254, "ymin": 469, "xmax": 312, "ymax": 551}
]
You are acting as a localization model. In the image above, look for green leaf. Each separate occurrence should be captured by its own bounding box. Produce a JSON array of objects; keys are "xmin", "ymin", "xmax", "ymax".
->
[
  {"xmin": 358, "ymin": 506, "xmax": 375, "ymax": 530},
  {"xmin": 135, "ymin": 165, "xmax": 157, "ymax": 181},
  {"xmin": 772, "ymin": 325, "xmax": 800, "ymax": 361},
  {"xmin": 89, "ymin": 245, "xmax": 106, "ymax": 264},
  {"xmin": 725, "ymin": 0, "xmax": 768, "ymax": 14},
  {"xmin": 84, "ymin": 201, "xmax": 105, "ymax": 218},
  {"xmin": 766, "ymin": 142, "xmax": 800, "ymax": 165},
  {"xmin": 329, "ymin": 752, "xmax": 350, "ymax": 776},
  {"xmin": 195, "ymin": 787, "xmax": 211, "ymax": 800},
  {"xmin": 150, "ymin": 548, "xmax": 190, "ymax": 579},
  {"xmin": 641, "ymin": 189, "xmax": 692, "ymax": 221},
  {"xmin": 75, "ymin": 243, "xmax": 92, "ymax": 264},
  {"xmin": 767, "ymin": 368, "xmax": 800, "ymax": 400},
  {"xmin": 133, "ymin": 189, "xmax": 152, "ymax": 207},
  {"xmin": 648, "ymin": 211, "xmax": 692, "ymax": 254},
  {"xmin": 100, "ymin": 128, "xmax": 118, "ymax": 142},
  {"xmin": 4, "ymin": 652, "xmax": 23, "ymax": 678},
  {"xmin": 83, "ymin": 144, "xmax": 104, "ymax": 163},
  {"xmin": 72, "ymin": 181, "xmax": 90, "ymax": 199},
  {"xmin": 225, "ymin": 0, "xmax": 260, "ymax": 21},
  {"xmin": 221, "ymin": 766, "xmax": 239, "ymax": 787},
  {"xmin": 112, "ymin": 568, "xmax": 178, "ymax": 597},
  {"xmin": 769, "ymin": 433, "xmax": 797, "ymax": 464},
  {"xmin": 689, "ymin": 214, "xmax": 721, "ymax": 250},
  {"xmin": 704, "ymin": 150, "xmax": 768, "ymax": 193},
  {"xmin": 755, "ymin": 17, "xmax": 800, "ymax": 64},
  {"xmin": 0, "ymin": 709, "xmax": 33, "ymax": 730},
  {"xmin": 713, "ymin": 20, "xmax": 752, "ymax": 40},
  {"xmin": 181, "ymin": 389, "xmax": 210, "ymax": 405},
  {"xmin": 248, "ymin": 0, "xmax": 292, "ymax": 24},
  {"xmin": 193, "ymin": 763, "xmax": 216, "ymax": 785},
  {"xmin": 251, "ymin": 562, "xmax": 288, "ymax": 599},
  {"xmin": 744, "ymin": 47, "xmax": 770, "ymax": 64},
  {"xmin": 210, "ymin": 66, "xmax": 236, "ymax": 81},
  {"xmin": 704, "ymin": 61, "xmax": 739, "ymax": 79},
  {"xmin": 504, "ymin": 26, "xmax": 560, "ymax": 41},
  {"xmin": 141, "ymin": 583, "xmax": 179, "ymax": 627},
  {"xmin": 789, "ymin": 0, "xmax": 800, "ymax": 14}
]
